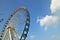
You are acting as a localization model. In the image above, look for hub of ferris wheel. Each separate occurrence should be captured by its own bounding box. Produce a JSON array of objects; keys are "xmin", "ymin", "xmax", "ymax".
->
[{"xmin": 0, "ymin": 7, "xmax": 30, "ymax": 40}]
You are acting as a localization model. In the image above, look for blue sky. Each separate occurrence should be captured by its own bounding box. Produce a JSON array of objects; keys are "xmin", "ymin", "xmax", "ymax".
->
[{"xmin": 0, "ymin": 0, "xmax": 60, "ymax": 40}]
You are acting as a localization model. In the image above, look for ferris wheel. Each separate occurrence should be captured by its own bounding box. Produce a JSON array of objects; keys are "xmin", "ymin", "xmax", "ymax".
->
[{"xmin": 0, "ymin": 7, "xmax": 30, "ymax": 40}]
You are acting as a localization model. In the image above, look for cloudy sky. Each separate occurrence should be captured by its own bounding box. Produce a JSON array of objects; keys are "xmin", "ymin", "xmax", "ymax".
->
[{"xmin": 0, "ymin": 0, "xmax": 60, "ymax": 40}]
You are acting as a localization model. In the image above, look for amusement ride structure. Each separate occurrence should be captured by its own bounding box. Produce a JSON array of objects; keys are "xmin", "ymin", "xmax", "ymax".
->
[{"xmin": 0, "ymin": 7, "xmax": 30, "ymax": 40}]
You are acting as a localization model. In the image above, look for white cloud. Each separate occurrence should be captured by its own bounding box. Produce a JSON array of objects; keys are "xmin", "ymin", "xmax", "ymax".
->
[
  {"xmin": 50, "ymin": 0, "xmax": 60, "ymax": 13},
  {"xmin": 40, "ymin": 15, "xmax": 57, "ymax": 26},
  {"xmin": 30, "ymin": 35, "xmax": 35, "ymax": 40},
  {"xmin": 37, "ymin": 0, "xmax": 60, "ymax": 31},
  {"xmin": 51, "ymin": 35, "xmax": 56, "ymax": 39},
  {"xmin": 49, "ymin": 35, "xmax": 60, "ymax": 40},
  {"xmin": 48, "ymin": 35, "xmax": 56, "ymax": 40},
  {"xmin": 37, "ymin": 15, "xmax": 58, "ymax": 30}
]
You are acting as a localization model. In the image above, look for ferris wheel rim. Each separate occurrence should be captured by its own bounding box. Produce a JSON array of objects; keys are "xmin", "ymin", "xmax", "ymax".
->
[{"xmin": 0, "ymin": 7, "xmax": 30, "ymax": 40}]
